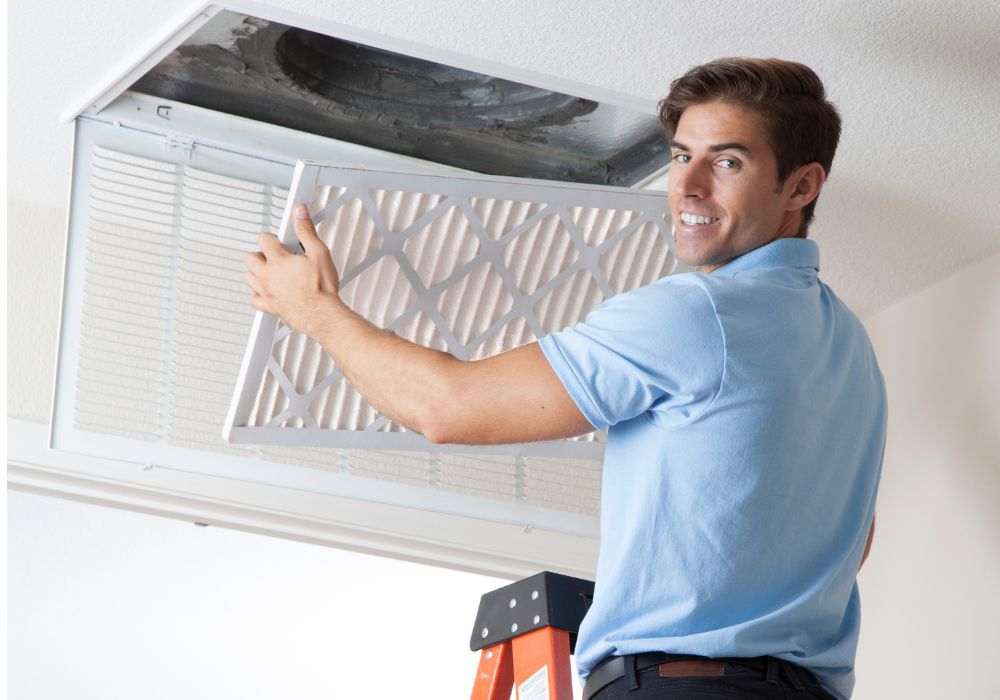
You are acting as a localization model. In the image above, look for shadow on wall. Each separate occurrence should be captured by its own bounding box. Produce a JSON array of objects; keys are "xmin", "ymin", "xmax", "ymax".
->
[
  {"xmin": 937, "ymin": 269, "xmax": 1000, "ymax": 554},
  {"xmin": 866, "ymin": 254, "xmax": 1000, "ymax": 554}
]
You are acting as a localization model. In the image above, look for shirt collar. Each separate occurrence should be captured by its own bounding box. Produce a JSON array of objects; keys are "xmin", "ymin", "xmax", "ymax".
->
[{"xmin": 710, "ymin": 238, "xmax": 820, "ymax": 278}]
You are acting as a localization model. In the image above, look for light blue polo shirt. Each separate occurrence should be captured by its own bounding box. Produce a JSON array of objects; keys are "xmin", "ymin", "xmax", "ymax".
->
[{"xmin": 539, "ymin": 238, "xmax": 886, "ymax": 699}]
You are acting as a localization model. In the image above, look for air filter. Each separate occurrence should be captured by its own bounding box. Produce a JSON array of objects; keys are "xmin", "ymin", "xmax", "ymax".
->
[{"xmin": 225, "ymin": 161, "xmax": 678, "ymax": 458}]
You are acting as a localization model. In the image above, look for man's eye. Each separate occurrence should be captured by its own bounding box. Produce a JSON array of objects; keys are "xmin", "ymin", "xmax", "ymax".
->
[
  {"xmin": 672, "ymin": 153, "xmax": 691, "ymax": 164},
  {"xmin": 717, "ymin": 158, "xmax": 739, "ymax": 169}
]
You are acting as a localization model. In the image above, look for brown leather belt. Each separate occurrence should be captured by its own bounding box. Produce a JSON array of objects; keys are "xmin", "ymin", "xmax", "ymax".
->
[
  {"xmin": 582, "ymin": 653, "xmax": 722, "ymax": 700},
  {"xmin": 582, "ymin": 653, "xmax": 816, "ymax": 700}
]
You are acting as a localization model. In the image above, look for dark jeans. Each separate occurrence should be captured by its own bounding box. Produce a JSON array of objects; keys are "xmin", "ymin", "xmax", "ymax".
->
[{"xmin": 589, "ymin": 655, "xmax": 839, "ymax": 700}]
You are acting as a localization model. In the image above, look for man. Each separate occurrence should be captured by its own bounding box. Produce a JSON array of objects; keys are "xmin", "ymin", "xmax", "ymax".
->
[{"xmin": 244, "ymin": 58, "xmax": 885, "ymax": 699}]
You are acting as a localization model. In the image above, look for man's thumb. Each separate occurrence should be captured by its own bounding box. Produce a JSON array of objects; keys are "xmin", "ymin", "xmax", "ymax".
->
[{"xmin": 293, "ymin": 204, "xmax": 324, "ymax": 254}]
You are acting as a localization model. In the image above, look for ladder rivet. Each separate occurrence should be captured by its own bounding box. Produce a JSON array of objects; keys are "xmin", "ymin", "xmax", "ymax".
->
[
  {"xmin": 481, "ymin": 627, "xmax": 489, "ymax": 638},
  {"xmin": 509, "ymin": 598, "xmax": 517, "ymax": 608},
  {"xmin": 511, "ymin": 623, "xmax": 518, "ymax": 633},
  {"xmin": 486, "ymin": 651, "xmax": 493, "ymax": 660},
  {"xmin": 533, "ymin": 615, "xmax": 540, "ymax": 624},
  {"xmin": 531, "ymin": 590, "xmax": 539, "ymax": 600}
]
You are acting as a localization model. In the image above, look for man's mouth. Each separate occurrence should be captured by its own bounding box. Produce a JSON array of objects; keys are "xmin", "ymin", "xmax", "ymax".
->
[{"xmin": 679, "ymin": 212, "xmax": 719, "ymax": 226}]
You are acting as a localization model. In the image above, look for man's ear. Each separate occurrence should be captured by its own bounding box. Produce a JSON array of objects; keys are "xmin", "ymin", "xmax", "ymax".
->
[{"xmin": 785, "ymin": 162, "xmax": 826, "ymax": 213}]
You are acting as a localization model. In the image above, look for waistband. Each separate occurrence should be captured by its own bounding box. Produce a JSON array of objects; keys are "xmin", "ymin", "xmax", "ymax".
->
[{"xmin": 582, "ymin": 652, "xmax": 821, "ymax": 700}]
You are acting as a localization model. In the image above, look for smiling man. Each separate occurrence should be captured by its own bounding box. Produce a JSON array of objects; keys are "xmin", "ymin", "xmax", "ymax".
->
[
  {"xmin": 669, "ymin": 101, "xmax": 825, "ymax": 270},
  {"xmin": 244, "ymin": 58, "xmax": 886, "ymax": 700}
]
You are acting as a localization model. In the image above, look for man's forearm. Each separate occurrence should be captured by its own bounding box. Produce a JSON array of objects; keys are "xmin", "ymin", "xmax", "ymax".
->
[
  {"xmin": 304, "ymin": 296, "xmax": 460, "ymax": 441},
  {"xmin": 245, "ymin": 209, "xmax": 591, "ymax": 446}
]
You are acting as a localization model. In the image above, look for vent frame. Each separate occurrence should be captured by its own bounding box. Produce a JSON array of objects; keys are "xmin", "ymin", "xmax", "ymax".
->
[{"xmin": 50, "ymin": 102, "xmax": 627, "ymax": 538}]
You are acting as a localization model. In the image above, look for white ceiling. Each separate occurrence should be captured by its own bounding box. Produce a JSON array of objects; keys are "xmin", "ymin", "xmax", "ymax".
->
[{"xmin": 8, "ymin": 0, "xmax": 1000, "ymax": 317}]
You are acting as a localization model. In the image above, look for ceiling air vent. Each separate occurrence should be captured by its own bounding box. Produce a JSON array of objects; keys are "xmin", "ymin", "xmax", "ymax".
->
[
  {"xmin": 127, "ymin": 10, "xmax": 666, "ymax": 186},
  {"xmin": 52, "ymin": 4, "xmax": 678, "ymax": 555}
]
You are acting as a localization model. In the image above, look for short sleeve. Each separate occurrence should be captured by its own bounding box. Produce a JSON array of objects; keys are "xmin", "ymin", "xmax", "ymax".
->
[{"xmin": 538, "ymin": 276, "xmax": 725, "ymax": 430}]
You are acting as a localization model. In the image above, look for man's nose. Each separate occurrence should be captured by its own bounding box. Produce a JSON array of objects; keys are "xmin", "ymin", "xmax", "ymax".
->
[{"xmin": 671, "ymin": 160, "xmax": 710, "ymax": 199}]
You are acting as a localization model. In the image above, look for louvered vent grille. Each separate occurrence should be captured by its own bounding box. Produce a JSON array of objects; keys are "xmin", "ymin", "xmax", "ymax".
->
[{"xmin": 77, "ymin": 146, "xmax": 284, "ymax": 453}]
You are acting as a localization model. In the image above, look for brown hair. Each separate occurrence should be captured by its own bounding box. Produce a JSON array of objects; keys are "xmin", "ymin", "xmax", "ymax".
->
[{"xmin": 658, "ymin": 58, "xmax": 841, "ymax": 234}]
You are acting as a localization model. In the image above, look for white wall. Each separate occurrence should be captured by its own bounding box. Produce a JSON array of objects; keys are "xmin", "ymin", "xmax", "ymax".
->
[
  {"xmin": 7, "ymin": 488, "xmax": 517, "ymax": 699},
  {"xmin": 853, "ymin": 253, "xmax": 1000, "ymax": 698}
]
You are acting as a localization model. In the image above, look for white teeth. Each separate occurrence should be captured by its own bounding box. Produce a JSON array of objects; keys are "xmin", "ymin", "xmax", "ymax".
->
[{"xmin": 680, "ymin": 212, "xmax": 717, "ymax": 225}]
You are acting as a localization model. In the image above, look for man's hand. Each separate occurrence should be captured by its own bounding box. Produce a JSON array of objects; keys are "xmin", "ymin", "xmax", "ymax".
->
[{"xmin": 244, "ymin": 204, "xmax": 341, "ymax": 335}]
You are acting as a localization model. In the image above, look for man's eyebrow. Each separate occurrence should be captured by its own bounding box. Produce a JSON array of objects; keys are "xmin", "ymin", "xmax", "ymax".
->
[
  {"xmin": 669, "ymin": 139, "xmax": 752, "ymax": 155},
  {"xmin": 709, "ymin": 142, "xmax": 752, "ymax": 155}
]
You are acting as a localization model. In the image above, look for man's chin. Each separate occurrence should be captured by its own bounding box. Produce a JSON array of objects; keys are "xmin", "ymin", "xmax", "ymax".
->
[
  {"xmin": 676, "ymin": 246, "xmax": 716, "ymax": 269},
  {"xmin": 676, "ymin": 248, "xmax": 734, "ymax": 274}
]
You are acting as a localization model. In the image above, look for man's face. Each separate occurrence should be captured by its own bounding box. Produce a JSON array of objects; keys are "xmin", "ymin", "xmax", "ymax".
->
[{"xmin": 667, "ymin": 101, "xmax": 802, "ymax": 273}]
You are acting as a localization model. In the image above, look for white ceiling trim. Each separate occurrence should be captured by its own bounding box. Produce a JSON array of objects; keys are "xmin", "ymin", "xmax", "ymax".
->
[
  {"xmin": 10, "ymin": 419, "xmax": 599, "ymax": 580},
  {"xmin": 61, "ymin": 3, "xmax": 220, "ymax": 122}
]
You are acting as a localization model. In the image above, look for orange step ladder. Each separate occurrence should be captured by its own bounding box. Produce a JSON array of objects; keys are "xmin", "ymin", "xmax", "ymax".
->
[{"xmin": 470, "ymin": 572, "xmax": 594, "ymax": 700}]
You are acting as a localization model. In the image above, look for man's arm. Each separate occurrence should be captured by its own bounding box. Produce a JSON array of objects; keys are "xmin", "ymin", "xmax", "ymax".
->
[{"xmin": 244, "ymin": 205, "xmax": 593, "ymax": 445}]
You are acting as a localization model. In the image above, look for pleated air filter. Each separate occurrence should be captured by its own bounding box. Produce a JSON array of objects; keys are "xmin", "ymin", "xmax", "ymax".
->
[{"xmin": 225, "ymin": 162, "xmax": 677, "ymax": 458}]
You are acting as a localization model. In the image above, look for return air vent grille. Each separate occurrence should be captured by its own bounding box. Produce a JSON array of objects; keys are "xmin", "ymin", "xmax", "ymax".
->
[
  {"xmin": 76, "ymin": 146, "xmax": 286, "ymax": 449},
  {"xmin": 59, "ymin": 122, "xmax": 625, "ymax": 525},
  {"xmin": 225, "ymin": 162, "xmax": 678, "ymax": 459}
]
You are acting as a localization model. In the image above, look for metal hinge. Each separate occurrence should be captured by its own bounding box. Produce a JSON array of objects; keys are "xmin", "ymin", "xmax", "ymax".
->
[{"xmin": 163, "ymin": 133, "xmax": 195, "ymax": 159}]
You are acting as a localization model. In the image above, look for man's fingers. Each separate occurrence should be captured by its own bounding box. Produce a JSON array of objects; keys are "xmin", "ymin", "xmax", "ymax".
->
[
  {"xmin": 244, "ymin": 250, "xmax": 266, "ymax": 272},
  {"xmin": 258, "ymin": 232, "xmax": 287, "ymax": 260},
  {"xmin": 249, "ymin": 293, "xmax": 271, "ymax": 314},
  {"xmin": 244, "ymin": 270, "xmax": 265, "ymax": 296},
  {"xmin": 293, "ymin": 204, "xmax": 328, "ymax": 257}
]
